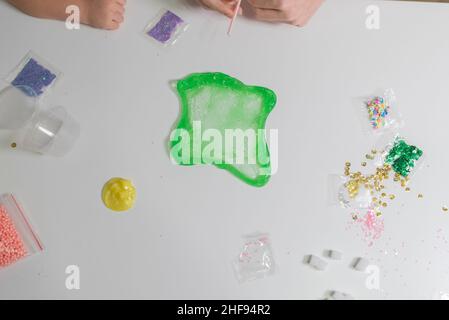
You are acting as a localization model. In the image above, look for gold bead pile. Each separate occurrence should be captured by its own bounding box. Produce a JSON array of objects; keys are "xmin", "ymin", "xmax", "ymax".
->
[{"xmin": 343, "ymin": 149, "xmax": 418, "ymax": 214}]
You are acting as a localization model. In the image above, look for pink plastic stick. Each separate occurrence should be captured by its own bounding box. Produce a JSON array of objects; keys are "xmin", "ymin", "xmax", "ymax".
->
[{"xmin": 227, "ymin": 0, "xmax": 242, "ymax": 36}]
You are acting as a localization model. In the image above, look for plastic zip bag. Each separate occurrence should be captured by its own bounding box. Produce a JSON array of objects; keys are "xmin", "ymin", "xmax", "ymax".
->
[
  {"xmin": 4, "ymin": 51, "xmax": 62, "ymax": 97},
  {"xmin": 328, "ymin": 174, "xmax": 374, "ymax": 209},
  {"xmin": 0, "ymin": 194, "xmax": 43, "ymax": 270},
  {"xmin": 379, "ymin": 134, "xmax": 424, "ymax": 178},
  {"xmin": 354, "ymin": 89, "xmax": 403, "ymax": 136},
  {"xmin": 143, "ymin": 9, "xmax": 189, "ymax": 47},
  {"xmin": 233, "ymin": 233, "xmax": 276, "ymax": 283}
]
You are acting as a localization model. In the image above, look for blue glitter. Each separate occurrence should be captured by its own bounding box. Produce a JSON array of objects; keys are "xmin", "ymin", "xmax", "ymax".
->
[
  {"xmin": 11, "ymin": 58, "xmax": 57, "ymax": 97},
  {"xmin": 148, "ymin": 11, "xmax": 184, "ymax": 44}
]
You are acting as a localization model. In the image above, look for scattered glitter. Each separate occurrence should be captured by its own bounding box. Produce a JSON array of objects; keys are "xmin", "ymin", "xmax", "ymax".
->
[
  {"xmin": 11, "ymin": 58, "xmax": 56, "ymax": 96},
  {"xmin": 147, "ymin": 10, "xmax": 186, "ymax": 44},
  {"xmin": 354, "ymin": 210, "xmax": 385, "ymax": 246}
]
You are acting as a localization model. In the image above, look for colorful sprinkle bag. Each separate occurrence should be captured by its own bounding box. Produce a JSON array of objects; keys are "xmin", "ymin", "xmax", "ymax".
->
[{"xmin": 355, "ymin": 89, "xmax": 403, "ymax": 136}]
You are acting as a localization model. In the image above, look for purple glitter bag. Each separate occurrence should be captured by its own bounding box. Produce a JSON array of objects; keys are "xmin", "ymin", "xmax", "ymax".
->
[
  {"xmin": 144, "ymin": 9, "xmax": 188, "ymax": 46},
  {"xmin": 5, "ymin": 51, "xmax": 61, "ymax": 97}
]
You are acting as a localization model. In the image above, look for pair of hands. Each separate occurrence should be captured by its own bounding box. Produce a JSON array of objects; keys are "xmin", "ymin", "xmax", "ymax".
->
[
  {"xmin": 85, "ymin": 0, "xmax": 322, "ymax": 30},
  {"xmin": 199, "ymin": 0, "xmax": 323, "ymax": 27}
]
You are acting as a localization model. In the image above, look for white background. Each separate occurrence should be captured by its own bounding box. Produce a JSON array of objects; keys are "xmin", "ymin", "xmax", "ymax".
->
[{"xmin": 1, "ymin": 0, "xmax": 449, "ymax": 299}]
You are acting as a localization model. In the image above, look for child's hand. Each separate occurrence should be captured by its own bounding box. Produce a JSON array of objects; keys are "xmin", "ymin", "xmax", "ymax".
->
[
  {"xmin": 198, "ymin": 0, "xmax": 241, "ymax": 18},
  {"xmin": 85, "ymin": 0, "xmax": 126, "ymax": 30},
  {"xmin": 247, "ymin": 0, "xmax": 323, "ymax": 26}
]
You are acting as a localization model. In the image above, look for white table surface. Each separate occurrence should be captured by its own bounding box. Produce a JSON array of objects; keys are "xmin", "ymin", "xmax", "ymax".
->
[{"xmin": 1, "ymin": 0, "xmax": 449, "ymax": 300}]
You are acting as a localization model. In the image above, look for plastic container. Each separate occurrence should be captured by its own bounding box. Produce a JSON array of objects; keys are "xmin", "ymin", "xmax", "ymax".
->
[
  {"xmin": 379, "ymin": 133, "xmax": 424, "ymax": 178},
  {"xmin": 0, "ymin": 193, "xmax": 43, "ymax": 270},
  {"xmin": 14, "ymin": 106, "xmax": 80, "ymax": 157},
  {"xmin": 0, "ymin": 85, "xmax": 38, "ymax": 130}
]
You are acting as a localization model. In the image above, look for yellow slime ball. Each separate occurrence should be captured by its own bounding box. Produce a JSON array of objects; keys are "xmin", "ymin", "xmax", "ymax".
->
[{"xmin": 102, "ymin": 178, "xmax": 136, "ymax": 212}]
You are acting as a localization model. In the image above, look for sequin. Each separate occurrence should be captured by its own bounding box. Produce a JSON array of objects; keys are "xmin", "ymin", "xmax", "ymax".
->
[
  {"xmin": 343, "ymin": 163, "xmax": 392, "ymax": 207},
  {"xmin": 385, "ymin": 138, "xmax": 423, "ymax": 177}
]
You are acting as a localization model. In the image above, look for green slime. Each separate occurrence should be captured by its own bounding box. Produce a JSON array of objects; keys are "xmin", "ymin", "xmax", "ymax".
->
[
  {"xmin": 385, "ymin": 138, "xmax": 423, "ymax": 177},
  {"xmin": 170, "ymin": 73, "xmax": 277, "ymax": 187}
]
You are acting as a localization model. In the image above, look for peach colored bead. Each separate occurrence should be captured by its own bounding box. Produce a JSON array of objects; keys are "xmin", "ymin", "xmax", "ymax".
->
[{"xmin": 0, "ymin": 205, "xmax": 27, "ymax": 267}]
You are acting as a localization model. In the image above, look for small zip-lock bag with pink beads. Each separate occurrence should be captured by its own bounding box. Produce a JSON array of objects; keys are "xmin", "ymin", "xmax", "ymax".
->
[{"xmin": 0, "ymin": 193, "xmax": 43, "ymax": 270}]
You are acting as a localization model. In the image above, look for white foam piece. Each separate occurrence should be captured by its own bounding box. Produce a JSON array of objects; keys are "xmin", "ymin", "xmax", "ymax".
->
[
  {"xmin": 353, "ymin": 257, "xmax": 370, "ymax": 272},
  {"xmin": 307, "ymin": 255, "xmax": 328, "ymax": 271},
  {"xmin": 329, "ymin": 291, "xmax": 354, "ymax": 300},
  {"xmin": 326, "ymin": 250, "xmax": 343, "ymax": 260}
]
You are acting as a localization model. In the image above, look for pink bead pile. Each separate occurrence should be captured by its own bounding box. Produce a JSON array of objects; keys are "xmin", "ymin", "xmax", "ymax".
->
[
  {"xmin": 0, "ymin": 205, "xmax": 27, "ymax": 267},
  {"xmin": 358, "ymin": 210, "xmax": 384, "ymax": 247}
]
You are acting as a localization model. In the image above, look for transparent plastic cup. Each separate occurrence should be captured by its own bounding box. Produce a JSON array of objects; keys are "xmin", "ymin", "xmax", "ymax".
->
[
  {"xmin": 0, "ymin": 85, "xmax": 38, "ymax": 130},
  {"xmin": 15, "ymin": 106, "xmax": 80, "ymax": 157}
]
